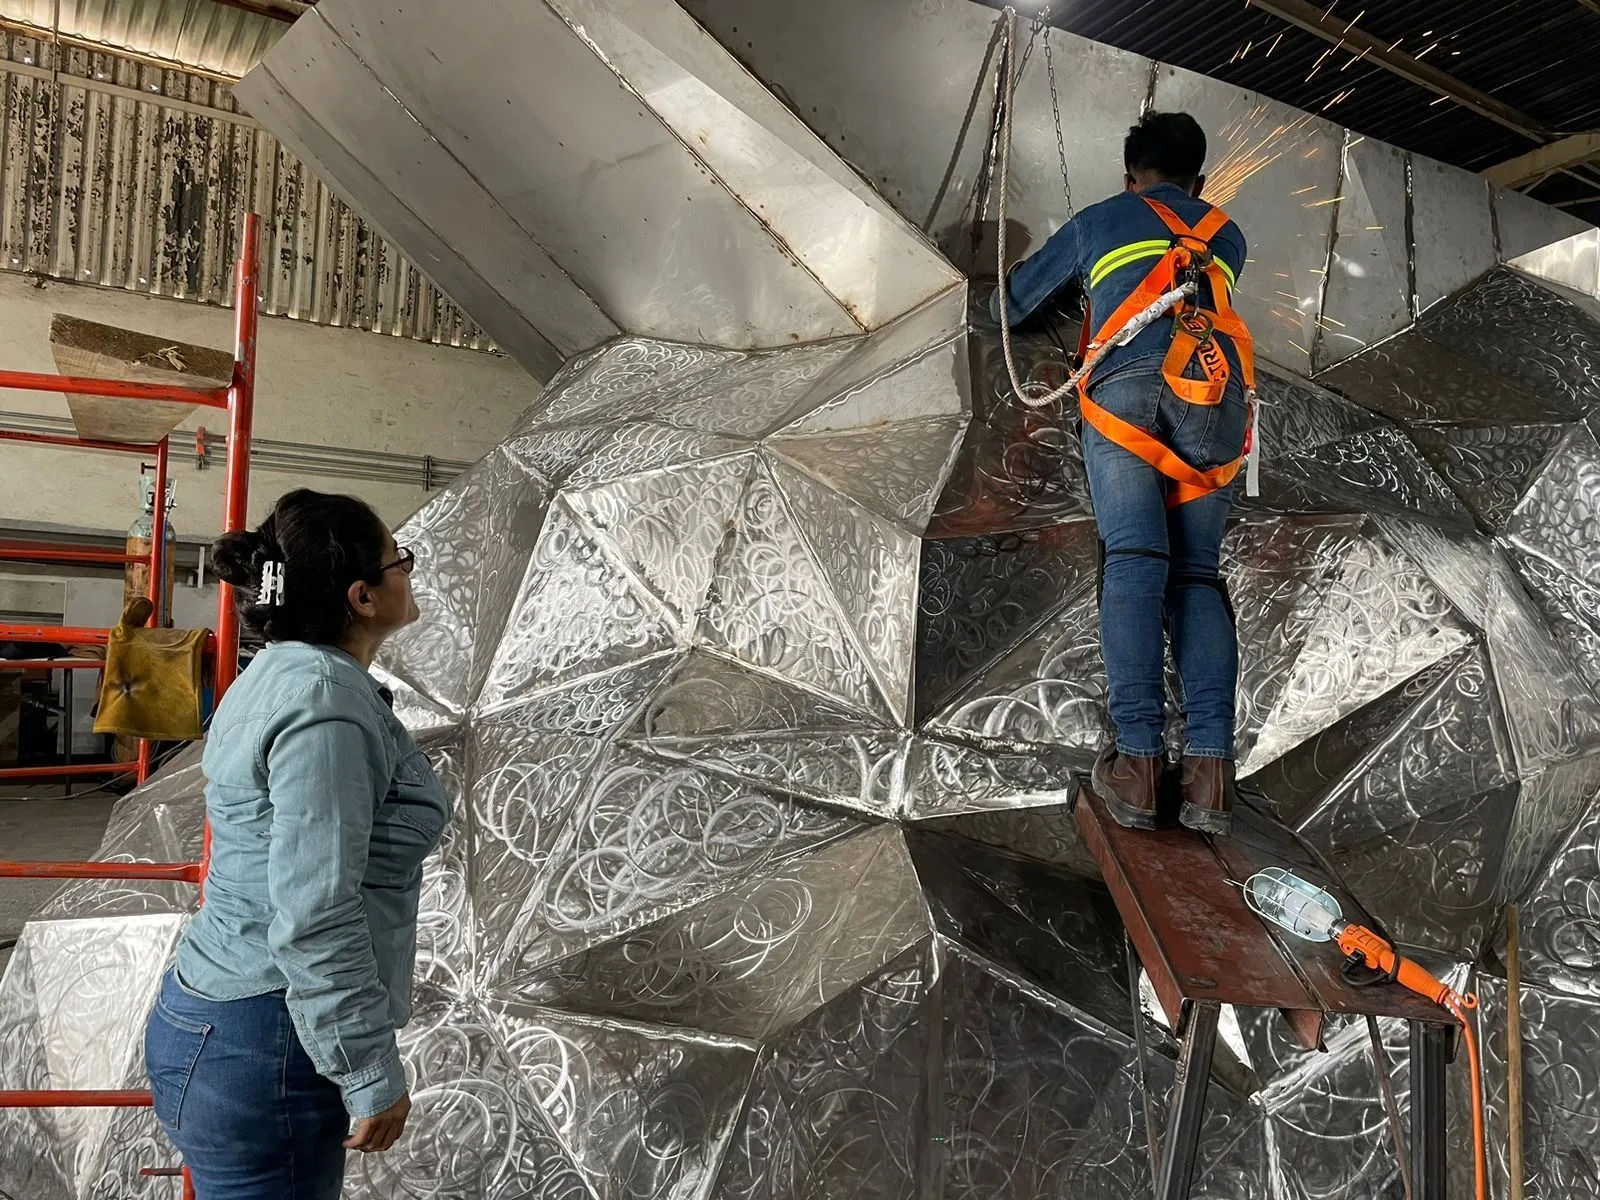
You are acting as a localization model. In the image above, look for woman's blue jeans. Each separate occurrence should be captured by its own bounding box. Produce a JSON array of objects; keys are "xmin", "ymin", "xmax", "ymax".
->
[
  {"xmin": 144, "ymin": 968, "xmax": 348, "ymax": 1199},
  {"xmin": 1081, "ymin": 364, "xmax": 1247, "ymax": 761}
]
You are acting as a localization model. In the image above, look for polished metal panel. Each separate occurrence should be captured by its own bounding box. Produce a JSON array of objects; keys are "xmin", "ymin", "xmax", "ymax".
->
[
  {"xmin": 8, "ymin": 266, "xmax": 1600, "ymax": 1196},
  {"xmin": 1316, "ymin": 137, "xmax": 1412, "ymax": 370},
  {"xmin": 1411, "ymin": 155, "xmax": 1497, "ymax": 315},
  {"xmin": 12, "ymin": 2, "xmax": 1600, "ymax": 1195},
  {"xmin": 543, "ymin": 0, "xmax": 959, "ymax": 329}
]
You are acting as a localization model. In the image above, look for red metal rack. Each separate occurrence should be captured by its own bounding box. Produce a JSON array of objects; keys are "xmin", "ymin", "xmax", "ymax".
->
[{"xmin": 0, "ymin": 213, "xmax": 260, "ymax": 1199}]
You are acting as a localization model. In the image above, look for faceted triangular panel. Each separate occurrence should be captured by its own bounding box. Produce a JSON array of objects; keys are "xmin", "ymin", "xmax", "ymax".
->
[
  {"xmin": 779, "ymin": 332, "xmax": 968, "ymax": 437},
  {"xmin": 913, "ymin": 801, "xmax": 1100, "ymax": 879},
  {"xmin": 493, "ymin": 749, "xmax": 861, "ymax": 981},
  {"xmin": 344, "ymin": 992, "xmax": 591, "ymax": 1199},
  {"xmin": 770, "ymin": 456, "xmax": 920, "ymax": 719},
  {"xmin": 1507, "ymin": 547, "xmax": 1600, "ymax": 693},
  {"xmin": 567, "ymin": 453, "xmax": 754, "ymax": 630},
  {"xmin": 565, "ymin": 421, "xmax": 752, "ymax": 488},
  {"xmin": 467, "ymin": 727, "xmax": 607, "ymax": 983},
  {"xmin": 1503, "ymin": 423, "xmax": 1600, "ymax": 573},
  {"xmin": 1408, "ymin": 422, "xmax": 1568, "ymax": 531},
  {"xmin": 1484, "ymin": 557, "xmax": 1600, "ymax": 774},
  {"xmin": 770, "ymin": 415, "xmax": 967, "ymax": 530},
  {"xmin": 636, "ymin": 729, "xmax": 904, "ymax": 815},
  {"xmin": 479, "ymin": 653, "xmax": 682, "ymax": 740},
  {"xmin": 479, "ymin": 498, "xmax": 679, "ymax": 712},
  {"xmin": 1255, "ymin": 371, "xmax": 1384, "ymax": 457},
  {"xmin": 909, "ymin": 831, "xmax": 1129, "ymax": 1031},
  {"xmin": 0, "ymin": 914, "xmax": 183, "ymax": 1199},
  {"xmin": 1246, "ymin": 650, "xmax": 1466, "ymax": 827},
  {"xmin": 383, "ymin": 455, "xmax": 501, "ymax": 713},
  {"xmin": 1274, "ymin": 425, "xmax": 1469, "ymax": 529},
  {"xmin": 381, "ymin": 445, "xmax": 551, "ymax": 713},
  {"xmin": 1222, "ymin": 517, "xmax": 1362, "ymax": 770},
  {"xmin": 934, "ymin": 947, "xmax": 1153, "ymax": 1198},
  {"xmin": 653, "ymin": 339, "xmax": 860, "ymax": 439},
  {"xmin": 899, "ymin": 734, "xmax": 1085, "ymax": 820},
  {"xmin": 631, "ymin": 650, "xmax": 877, "ymax": 738},
  {"xmin": 923, "ymin": 570, "xmax": 1108, "ymax": 751},
  {"xmin": 491, "ymin": 1005, "xmax": 752, "ymax": 1200},
  {"xmin": 915, "ymin": 520, "xmax": 1100, "ymax": 724},
  {"xmin": 1258, "ymin": 1015, "xmax": 1413, "ymax": 1200},
  {"xmin": 515, "ymin": 336, "xmax": 741, "ymax": 436},
  {"xmin": 1422, "ymin": 267, "xmax": 1600, "ymax": 418},
  {"xmin": 1506, "ymin": 764, "xmax": 1600, "ymax": 997},
  {"xmin": 1244, "ymin": 525, "xmax": 1473, "ymax": 774},
  {"xmin": 700, "ymin": 461, "xmax": 886, "ymax": 714},
  {"xmin": 712, "ymin": 941, "xmax": 934, "ymax": 1200},
  {"xmin": 504, "ymin": 826, "xmax": 927, "ymax": 1039},
  {"xmin": 1322, "ymin": 328, "xmax": 1579, "ymax": 427},
  {"xmin": 1326, "ymin": 784, "xmax": 1519, "ymax": 955},
  {"xmin": 625, "ymin": 653, "xmax": 902, "ymax": 812},
  {"xmin": 1294, "ymin": 645, "xmax": 1514, "ymax": 852},
  {"xmin": 414, "ymin": 735, "xmax": 471, "ymax": 994}
]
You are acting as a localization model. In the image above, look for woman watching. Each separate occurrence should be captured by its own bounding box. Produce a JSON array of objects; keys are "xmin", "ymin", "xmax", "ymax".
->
[{"xmin": 144, "ymin": 488, "xmax": 450, "ymax": 1198}]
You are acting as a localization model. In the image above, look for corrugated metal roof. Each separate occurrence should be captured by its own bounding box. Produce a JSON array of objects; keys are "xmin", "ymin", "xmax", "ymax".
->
[
  {"xmin": 0, "ymin": 0, "xmax": 285, "ymax": 79},
  {"xmin": 992, "ymin": 0, "xmax": 1600, "ymax": 224},
  {"xmin": 0, "ymin": 30, "xmax": 493, "ymax": 349}
]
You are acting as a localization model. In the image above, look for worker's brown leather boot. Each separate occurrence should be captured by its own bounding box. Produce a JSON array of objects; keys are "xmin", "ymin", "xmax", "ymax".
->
[
  {"xmin": 1092, "ymin": 747, "xmax": 1160, "ymax": 830},
  {"xmin": 1179, "ymin": 756, "xmax": 1236, "ymax": 835}
]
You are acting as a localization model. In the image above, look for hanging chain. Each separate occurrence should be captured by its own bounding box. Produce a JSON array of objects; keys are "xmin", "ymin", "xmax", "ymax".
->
[{"xmin": 1042, "ymin": 24, "xmax": 1075, "ymax": 219}]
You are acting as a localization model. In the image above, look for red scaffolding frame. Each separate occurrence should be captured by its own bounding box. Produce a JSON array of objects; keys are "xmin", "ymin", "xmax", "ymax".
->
[{"xmin": 0, "ymin": 214, "xmax": 259, "ymax": 1197}]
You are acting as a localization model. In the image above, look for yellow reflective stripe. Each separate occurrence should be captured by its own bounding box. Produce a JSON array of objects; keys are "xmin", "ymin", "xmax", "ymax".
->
[
  {"xmin": 1088, "ymin": 240, "xmax": 1170, "ymax": 288},
  {"xmin": 1215, "ymin": 258, "xmax": 1236, "ymax": 289}
]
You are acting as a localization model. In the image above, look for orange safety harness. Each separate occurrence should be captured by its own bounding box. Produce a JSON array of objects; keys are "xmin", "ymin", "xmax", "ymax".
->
[{"xmin": 1076, "ymin": 196, "xmax": 1258, "ymax": 508}]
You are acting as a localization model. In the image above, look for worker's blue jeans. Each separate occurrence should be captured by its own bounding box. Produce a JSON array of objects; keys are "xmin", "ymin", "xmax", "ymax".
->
[
  {"xmin": 1081, "ymin": 364, "xmax": 1247, "ymax": 761},
  {"xmin": 145, "ymin": 968, "xmax": 347, "ymax": 1200}
]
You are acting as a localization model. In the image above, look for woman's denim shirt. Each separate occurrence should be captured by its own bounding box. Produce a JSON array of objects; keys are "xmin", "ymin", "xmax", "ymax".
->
[{"xmin": 175, "ymin": 641, "xmax": 451, "ymax": 1118}]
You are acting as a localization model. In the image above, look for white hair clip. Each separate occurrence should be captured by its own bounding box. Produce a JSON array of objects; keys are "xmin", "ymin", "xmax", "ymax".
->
[{"xmin": 258, "ymin": 560, "xmax": 286, "ymax": 606}]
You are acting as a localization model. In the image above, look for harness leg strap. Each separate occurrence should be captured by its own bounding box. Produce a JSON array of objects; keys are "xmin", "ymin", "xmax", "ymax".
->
[
  {"xmin": 1167, "ymin": 570, "xmax": 1235, "ymax": 629},
  {"xmin": 1096, "ymin": 540, "xmax": 1171, "ymax": 610}
]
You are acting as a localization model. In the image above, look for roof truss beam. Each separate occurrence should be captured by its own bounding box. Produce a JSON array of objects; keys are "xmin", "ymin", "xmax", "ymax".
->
[
  {"xmin": 1245, "ymin": 0, "xmax": 1548, "ymax": 141},
  {"xmin": 1486, "ymin": 132, "xmax": 1600, "ymax": 188}
]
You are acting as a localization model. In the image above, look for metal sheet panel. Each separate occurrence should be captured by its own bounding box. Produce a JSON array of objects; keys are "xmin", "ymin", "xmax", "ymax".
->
[
  {"xmin": 1315, "ymin": 135, "xmax": 1411, "ymax": 370},
  {"xmin": 546, "ymin": 0, "xmax": 957, "ymax": 330},
  {"xmin": 305, "ymin": 0, "xmax": 865, "ymax": 349},
  {"xmin": 679, "ymin": 0, "xmax": 1005, "ymax": 262},
  {"xmin": 1411, "ymin": 152, "xmax": 1496, "ymax": 314},
  {"xmin": 232, "ymin": 19, "xmax": 611, "ymax": 373},
  {"xmin": 1150, "ymin": 63, "xmax": 1342, "ymax": 376}
]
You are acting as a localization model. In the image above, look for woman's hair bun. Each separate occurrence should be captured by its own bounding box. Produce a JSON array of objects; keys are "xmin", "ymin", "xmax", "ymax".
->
[{"xmin": 208, "ymin": 528, "xmax": 270, "ymax": 588}]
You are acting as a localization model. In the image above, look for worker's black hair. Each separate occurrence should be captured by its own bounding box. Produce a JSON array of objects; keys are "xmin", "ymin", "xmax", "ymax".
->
[
  {"xmin": 1124, "ymin": 111, "xmax": 1207, "ymax": 186},
  {"xmin": 210, "ymin": 488, "xmax": 390, "ymax": 647}
]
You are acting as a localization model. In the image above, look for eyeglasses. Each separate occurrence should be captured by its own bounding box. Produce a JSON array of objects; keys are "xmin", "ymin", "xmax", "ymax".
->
[{"xmin": 377, "ymin": 546, "xmax": 415, "ymax": 576}]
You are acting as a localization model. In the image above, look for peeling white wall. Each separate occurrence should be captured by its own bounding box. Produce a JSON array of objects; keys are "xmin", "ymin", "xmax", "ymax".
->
[{"xmin": 0, "ymin": 274, "xmax": 538, "ymax": 539}]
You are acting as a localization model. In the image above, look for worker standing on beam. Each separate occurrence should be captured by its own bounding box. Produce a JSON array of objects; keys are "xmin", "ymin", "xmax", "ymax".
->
[{"xmin": 992, "ymin": 111, "xmax": 1256, "ymax": 836}]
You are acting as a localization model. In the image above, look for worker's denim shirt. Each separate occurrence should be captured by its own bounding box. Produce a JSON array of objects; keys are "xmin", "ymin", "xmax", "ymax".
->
[
  {"xmin": 991, "ymin": 182, "xmax": 1249, "ymax": 382},
  {"xmin": 175, "ymin": 640, "xmax": 451, "ymax": 1119}
]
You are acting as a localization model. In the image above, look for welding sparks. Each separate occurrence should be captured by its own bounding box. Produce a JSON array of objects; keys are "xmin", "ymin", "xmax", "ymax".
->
[
  {"xmin": 1292, "ymin": 185, "xmax": 1318, "ymax": 195},
  {"xmin": 1304, "ymin": 196, "xmax": 1343, "ymax": 208}
]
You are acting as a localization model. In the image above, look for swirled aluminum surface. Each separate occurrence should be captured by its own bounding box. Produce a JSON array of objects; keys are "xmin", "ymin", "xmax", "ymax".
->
[{"xmin": 8, "ymin": 262, "xmax": 1600, "ymax": 1200}]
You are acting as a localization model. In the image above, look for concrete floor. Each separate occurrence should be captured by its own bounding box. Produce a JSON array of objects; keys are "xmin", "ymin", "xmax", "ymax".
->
[{"xmin": 0, "ymin": 793, "xmax": 118, "ymax": 977}]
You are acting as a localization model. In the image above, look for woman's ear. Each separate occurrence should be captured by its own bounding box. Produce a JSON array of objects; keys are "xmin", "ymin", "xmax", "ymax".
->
[{"xmin": 346, "ymin": 578, "xmax": 377, "ymax": 618}]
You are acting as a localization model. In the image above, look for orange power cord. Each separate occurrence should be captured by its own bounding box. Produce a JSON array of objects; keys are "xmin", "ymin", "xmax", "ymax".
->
[{"xmin": 1337, "ymin": 923, "xmax": 1488, "ymax": 1200}]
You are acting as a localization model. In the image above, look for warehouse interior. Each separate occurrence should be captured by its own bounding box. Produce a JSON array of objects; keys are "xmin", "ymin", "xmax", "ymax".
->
[{"xmin": 2, "ymin": 1, "xmax": 1600, "ymax": 1198}]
